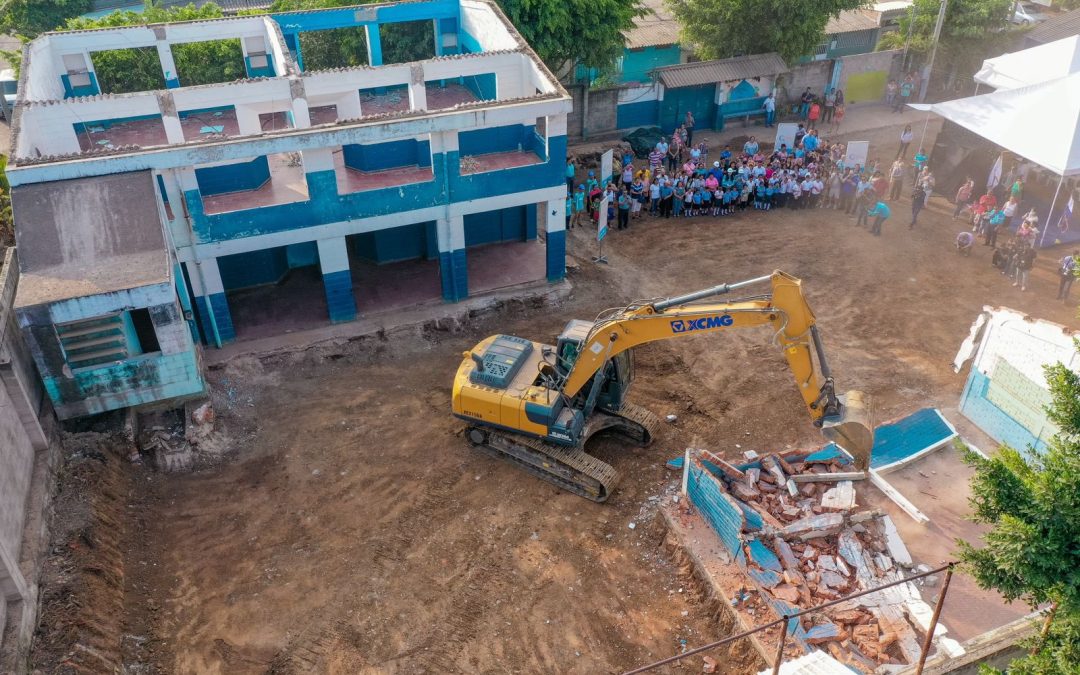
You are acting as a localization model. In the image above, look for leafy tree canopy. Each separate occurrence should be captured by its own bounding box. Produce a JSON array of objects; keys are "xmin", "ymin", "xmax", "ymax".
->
[
  {"xmin": 0, "ymin": 0, "xmax": 93, "ymax": 38},
  {"xmin": 667, "ymin": 0, "xmax": 866, "ymax": 64},
  {"xmin": 957, "ymin": 360, "xmax": 1080, "ymax": 671},
  {"xmin": 497, "ymin": 0, "xmax": 641, "ymax": 74}
]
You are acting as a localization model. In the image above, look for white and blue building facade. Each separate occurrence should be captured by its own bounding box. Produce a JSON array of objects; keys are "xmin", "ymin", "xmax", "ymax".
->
[{"xmin": 7, "ymin": 0, "xmax": 570, "ymax": 418}]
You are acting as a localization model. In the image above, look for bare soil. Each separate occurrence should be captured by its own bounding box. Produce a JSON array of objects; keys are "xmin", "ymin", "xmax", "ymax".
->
[{"xmin": 33, "ymin": 120, "xmax": 1079, "ymax": 674}]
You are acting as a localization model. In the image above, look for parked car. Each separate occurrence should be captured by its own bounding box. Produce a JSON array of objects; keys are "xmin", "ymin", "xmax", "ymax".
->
[{"xmin": 1010, "ymin": 2, "xmax": 1048, "ymax": 24}]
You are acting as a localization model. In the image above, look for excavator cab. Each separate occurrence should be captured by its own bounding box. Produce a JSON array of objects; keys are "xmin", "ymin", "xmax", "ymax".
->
[{"xmin": 555, "ymin": 320, "xmax": 634, "ymax": 413}]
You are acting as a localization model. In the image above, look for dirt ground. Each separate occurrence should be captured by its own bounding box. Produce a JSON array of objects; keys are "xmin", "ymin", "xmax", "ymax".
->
[{"xmin": 35, "ymin": 119, "xmax": 1080, "ymax": 674}]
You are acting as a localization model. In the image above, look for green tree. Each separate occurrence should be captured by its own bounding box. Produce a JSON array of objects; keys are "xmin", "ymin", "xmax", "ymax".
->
[
  {"xmin": 666, "ymin": 0, "xmax": 866, "ymax": 64},
  {"xmin": 0, "ymin": 0, "xmax": 92, "ymax": 38},
  {"xmin": 957, "ymin": 360, "xmax": 1080, "ymax": 673},
  {"xmin": 0, "ymin": 154, "xmax": 11, "ymax": 251},
  {"xmin": 876, "ymin": 0, "xmax": 1015, "ymax": 93},
  {"xmin": 64, "ymin": 4, "xmax": 246, "ymax": 92},
  {"xmin": 497, "ymin": 0, "xmax": 641, "ymax": 75}
]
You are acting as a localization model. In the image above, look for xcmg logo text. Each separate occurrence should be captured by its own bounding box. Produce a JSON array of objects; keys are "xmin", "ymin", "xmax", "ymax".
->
[{"xmin": 670, "ymin": 315, "xmax": 735, "ymax": 333}]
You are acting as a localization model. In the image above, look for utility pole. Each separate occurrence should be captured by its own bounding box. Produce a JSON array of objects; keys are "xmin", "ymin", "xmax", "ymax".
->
[{"xmin": 919, "ymin": 0, "xmax": 948, "ymax": 102}]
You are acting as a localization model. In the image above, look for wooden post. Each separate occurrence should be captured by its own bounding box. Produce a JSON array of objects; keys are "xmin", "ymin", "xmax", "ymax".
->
[{"xmin": 915, "ymin": 564, "xmax": 954, "ymax": 675}]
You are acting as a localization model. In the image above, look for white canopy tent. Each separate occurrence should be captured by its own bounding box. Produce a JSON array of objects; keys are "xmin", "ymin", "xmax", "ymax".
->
[
  {"xmin": 913, "ymin": 71, "xmax": 1080, "ymax": 246},
  {"xmin": 974, "ymin": 35, "xmax": 1080, "ymax": 91}
]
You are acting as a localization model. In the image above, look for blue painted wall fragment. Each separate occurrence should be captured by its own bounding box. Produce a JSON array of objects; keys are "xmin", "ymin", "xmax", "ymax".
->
[
  {"xmin": 352, "ymin": 221, "xmax": 437, "ymax": 263},
  {"xmin": 686, "ymin": 462, "xmax": 744, "ymax": 558},
  {"xmin": 546, "ymin": 228, "xmax": 565, "ymax": 282},
  {"xmin": 747, "ymin": 539, "xmax": 782, "ymax": 572},
  {"xmin": 218, "ymin": 247, "xmax": 289, "ymax": 290},
  {"xmin": 960, "ymin": 369, "xmax": 1046, "ymax": 455},
  {"xmin": 194, "ymin": 293, "xmax": 236, "ymax": 345},
  {"xmin": 342, "ymin": 138, "xmax": 432, "ymax": 171},
  {"xmin": 322, "ymin": 269, "xmax": 357, "ymax": 323},
  {"xmin": 439, "ymin": 249, "xmax": 467, "ymax": 301},
  {"xmin": 195, "ymin": 156, "xmax": 271, "ymax": 196},
  {"xmin": 62, "ymin": 72, "xmax": 100, "ymax": 98}
]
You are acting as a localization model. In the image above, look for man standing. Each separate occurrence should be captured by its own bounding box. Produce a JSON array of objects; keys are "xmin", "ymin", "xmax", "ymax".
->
[
  {"xmin": 910, "ymin": 184, "xmax": 926, "ymax": 228},
  {"xmin": 1057, "ymin": 250, "xmax": 1078, "ymax": 301},
  {"xmin": 800, "ymin": 87, "xmax": 814, "ymax": 119},
  {"xmin": 1014, "ymin": 245, "xmax": 1036, "ymax": 292},
  {"xmin": 867, "ymin": 200, "xmax": 891, "ymax": 236},
  {"xmin": 895, "ymin": 75, "xmax": 913, "ymax": 113},
  {"xmin": 684, "ymin": 110, "xmax": 695, "ymax": 146},
  {"xmin": 617, "ymin": 188, "xmax": 631, "ymax": 230},
  {"xmin": 762, "ymin": 92, "xmax": 776, "ymax": 127},
  {"xmin": 566, "ymin": 158, "xmax": 576, "ymax": 194},
  {"xmin": 889, "ymin": 158, "xmax": 905, "ymax": 201},
  {"xmin": 823, "ymin": 88, "xmax": 836, "ymax": 124}
]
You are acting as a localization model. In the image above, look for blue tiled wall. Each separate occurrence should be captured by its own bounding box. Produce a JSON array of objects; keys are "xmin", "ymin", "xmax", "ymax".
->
[
  {"xmin": 546, "ymin": 229, "xmax": 565, "ymax": 281},
  {"xmin": 439, "ymin": 249, "xmax": 467, "ymax": 301},
  {"xmin": 322, "ymin": 269, "xmax": 357, "ymax": 322},
  {"xmin": 960, "ymin": 369, "xmax": 1047, "ymax": 455},
  {"xmin": 196, "ymin": 156, "xmax": 271, "ymax": 196},
  {"xmin": 217, "ymin": 246, "xmax": 289, "ymax": 290},
  {"xmin": 352, "ymin": 221, "xmax": 438, "ymax": 263},
  {"xmin": 342, "ymin": 138, "xmax": 432, "ymax": 171},
  {"xmin": 194, "ymin": 293, "xmax": 236, "ymax": 345}
]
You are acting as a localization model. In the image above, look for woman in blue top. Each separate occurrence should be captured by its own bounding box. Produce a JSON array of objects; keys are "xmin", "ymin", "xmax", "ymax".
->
[
  {"xmin": 566, "ymin": 159, "xmax": 576, "ymax": 194},
  {"xmin": 573, "ymin": 184, "xmax": 587, "ymax": 228},
  {"xmin": 673, "ymin": 181, "xmax": 686, "ymax": 217}
]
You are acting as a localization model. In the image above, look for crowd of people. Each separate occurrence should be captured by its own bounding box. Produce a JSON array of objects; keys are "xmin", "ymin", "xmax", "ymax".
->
[
  {"xmin": 564, "ymin": 120, "xmax": 935, "ymax": 241},
  {"xmin": 564, "ymin": 99, "xmax": 1077, "ymax": 302}
]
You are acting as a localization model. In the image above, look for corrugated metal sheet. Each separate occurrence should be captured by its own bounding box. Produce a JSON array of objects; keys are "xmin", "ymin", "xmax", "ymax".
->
[
  {"xmin": 657, "ymin": 52, "xmax": 788, "ymax": 89},
  {"xmin": 623, "ymin": 0, "xmax": 681, "ymax": 49},
  {"xmin": 1026, "ymin": 8, "xmax": 1080, "ymax": 45},
  {"xmin": 825, "ymin": 9, "xmax": 881, "ymax": 34}
]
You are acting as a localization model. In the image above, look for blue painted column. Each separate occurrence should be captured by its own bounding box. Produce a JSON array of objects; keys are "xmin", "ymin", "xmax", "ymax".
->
[
  {"xmin": 437, "ymin": 215, "xmax": 467, "ymax": 301},
  {"xmin": 367, "ymin": 24, "xmax": 383, "ymax": 66},
  {"xmin": 316, "ymin": 238, "xmax": 357, "ymax": 323},
  {"xmin": 543, "ymin": 199, "xmax": 566, "ymax": 282},
  {"xmin": 185, "ymin": 259, "xmax": 236, "ymax": 346}
]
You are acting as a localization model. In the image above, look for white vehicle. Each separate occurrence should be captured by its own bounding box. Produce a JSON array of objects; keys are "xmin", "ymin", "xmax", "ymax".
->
[
  {"xmin": 0, "ymin": 69, "xmax": 16, "ymax": 120},
  {"xmin": 1010, "ymin": 2, "xmax": 1048, "ymax": 25}
]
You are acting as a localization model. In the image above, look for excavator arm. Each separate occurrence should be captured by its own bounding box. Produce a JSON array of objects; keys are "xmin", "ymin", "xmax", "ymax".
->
[{"xmin": 560, "ymin": 271, "xmax": 875, "ymax": 468}]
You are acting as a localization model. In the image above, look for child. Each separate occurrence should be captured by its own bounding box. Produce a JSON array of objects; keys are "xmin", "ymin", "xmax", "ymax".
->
[
  {"xmin": 573, "ymin": 184, "xmax": 587, "ymax": 228},
  {"xmin": 712, "ymin": 186, "xmax": 723, "ymax": 216},
  {"xmin": 692, "ymin": 187, "xmax": 703, "ymax": 216},
  {"xmin": 739, "ymin": 183, "xmax": 751, "ymax": 210},
  {"xmin": 956, "ymin": 231, "xmax": 974, "ymax": 256},
  {"xmin": 700, "ymin": 183, "xmax": 712, "ymax": 216},
  {"xmin": 565, "ymin": 192, "xmax": 573, "ymax": 230},
  {"xmin": 763, "ymin": 179, "xmax": 775, "ymax": 211}
]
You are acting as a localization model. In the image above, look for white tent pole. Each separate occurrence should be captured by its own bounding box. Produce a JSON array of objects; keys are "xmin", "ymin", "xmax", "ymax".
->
[
  {"xmin": 920, "ymin": 112, "xmax": 931, "ymax": 151},
  {"xmin": 1039, "ymin": 175, "xmax": 1065, "ymax": 248}
]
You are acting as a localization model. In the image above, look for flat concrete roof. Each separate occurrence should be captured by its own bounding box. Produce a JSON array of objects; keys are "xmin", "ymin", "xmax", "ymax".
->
[{"xmin": 12, "ymin": 170, "xmax": 170, "ymax": 307}]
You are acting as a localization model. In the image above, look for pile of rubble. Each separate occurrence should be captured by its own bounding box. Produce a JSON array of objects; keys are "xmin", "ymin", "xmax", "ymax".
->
[{"xmin": 677, "ymin": 447, "xmax": 962, "ymax": 673}]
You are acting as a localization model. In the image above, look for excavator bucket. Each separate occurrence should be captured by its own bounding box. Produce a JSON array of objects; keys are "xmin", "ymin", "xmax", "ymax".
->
[{"xmin": 821, "ymin": 391, "xmax": 874, "ymax": 471}]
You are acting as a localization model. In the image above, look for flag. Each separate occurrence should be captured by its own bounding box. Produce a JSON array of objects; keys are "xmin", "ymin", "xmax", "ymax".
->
[
  {"xmin": 986, "ymin": 154, "xmax": 1003, "ymax": 191},
  {"xmin": 1058, "ymin": 195, "xmax": 1075, "ymax": 234}
]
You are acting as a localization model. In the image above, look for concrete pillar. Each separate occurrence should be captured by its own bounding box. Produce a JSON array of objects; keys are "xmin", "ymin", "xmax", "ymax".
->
[
  {"xmin": 316, "ymin": 238, "xmax": 356, "ymax": 323},
  {"xmin": 156, "ymin": 92, "xmax": 185, "ymax": 145},
  {"xmin": 408, "ymin": 65, "xmax": 427, "ymax": 111},
  {"xmin": 235, "ymin": 105, "xmax": 262, "ymax": 135},
  {"xmin": 157, "ymin": 42, "xmax": 179, "ymax": 88},
  {"xmin": 291, "ymin": 96, "xmax": 311, "ymax": 129},
  {"xmin": 437, "ymin": 215, "xmax": 467, "ymax": 301},
  {"xmin": 541, "ymin": 199, "xmax": 566, "ymax": 282},
  {"xmin": 186, "ymin": 259, "xmax": 235, "ymax": 346},
  {"xmin": 337, "ymin": 92, "xmax": 362, "ymax": 121},
  {"xmin": 366, "ymin": 24, "xmax": 383, "ymax": 66},
  {"xmin": 302, "ymin": 147, "xmax": 338, "ymax": 201}
]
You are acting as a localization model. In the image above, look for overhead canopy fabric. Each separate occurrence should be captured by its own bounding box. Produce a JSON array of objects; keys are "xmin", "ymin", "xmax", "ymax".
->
[
  {"xmin": 974, "ymin": 35, "xmax": 1080, "ymax": 90},
  {"xmin": 923, "ymin": 71, "xmax": 1080, "ymax": 177}
]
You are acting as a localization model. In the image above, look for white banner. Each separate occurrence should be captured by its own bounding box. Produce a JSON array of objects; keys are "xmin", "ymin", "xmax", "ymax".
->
[
  {"xmin": 844, "ymin": 141, "xmax": 870, "ymax": 169},
  {"xmin": 774, "ymin": 123, "xmax": 799, "ymax": 152},
  {"xmin": 598, "ymin": 195, "xmax": 609, "ymax": 241},
  {"xmin": 600, "ymin": 149, "xmax": 613, "ymax": 186}
]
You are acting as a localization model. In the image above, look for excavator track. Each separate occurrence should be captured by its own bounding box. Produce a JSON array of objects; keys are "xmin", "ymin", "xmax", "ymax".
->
[
  {"xmin": 467, "ymin": 427, "xmax": 622, "ymax": 502},
  {"xmin": 465, "ymin": 401, "xmax": 662, "ymax": 502}
]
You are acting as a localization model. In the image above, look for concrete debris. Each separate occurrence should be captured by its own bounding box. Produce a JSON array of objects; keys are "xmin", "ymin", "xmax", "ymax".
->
[
  {"xmin": 821, "ymin": 481, "xmax": 856, "ymax": 511},
  {"xmin": 702, "ymin": 655, "xmax": 717, "ymax": 673},
  {"xmin": 682, "ymin": 445, "xmax": 949, "ymax": 672},
  {"xmin": 881, "ymin": 515, "xmax": 913, "ymax": 567}
]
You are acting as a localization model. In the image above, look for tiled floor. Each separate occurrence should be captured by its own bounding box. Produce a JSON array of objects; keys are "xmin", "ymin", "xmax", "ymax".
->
[
  {"xmin": 359, "ymin": 82, "xmax": 479, "ymax": 116},
  {"xmin": 225, "ymin": 238, "xmax": 548, "ymax": 341},
  {"xmin": 331, "ymin": 149, "xmax": 433, "ymax": 194},
  {"xmin": 200, "ymin": 154, "xmax": 309, "ymax": 215},
  {"xmin": 460, "ymin": 150, "xmax": 543, "ymax": 175},
  {"xmin": 75, "ymin": 109, "xmax": 294, "ymax": 151}
]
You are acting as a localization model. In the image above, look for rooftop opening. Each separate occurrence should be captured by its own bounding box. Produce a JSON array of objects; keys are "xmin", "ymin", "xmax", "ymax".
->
[
  {"xmin": 173, "ymin": 38, "xmax": 246, "ymax": 86},
  {"xmin": 90, "ymin": 47, "xmax": 165, "ymax": 94},
  {"xmin": 298, "ymin": 27, "xmax": 369, "ymax": 71},
  {"xmin": 380, "ymin": 20, "xmax": 437, "ymax": 64}
]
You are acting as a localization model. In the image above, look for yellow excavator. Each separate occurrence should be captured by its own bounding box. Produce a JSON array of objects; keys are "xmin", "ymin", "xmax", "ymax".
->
[{"xmin": 451, "ymin": 271, "xmax": 874, "ymax": 502}]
